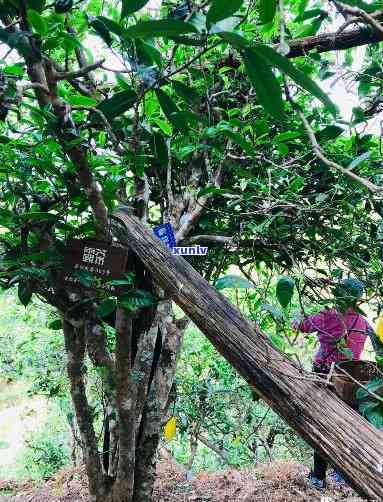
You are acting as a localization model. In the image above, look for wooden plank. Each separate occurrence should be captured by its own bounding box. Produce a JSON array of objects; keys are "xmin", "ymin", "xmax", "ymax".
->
[{"xmin": 112, "ymin": 209, "xmax": 383, "ymax": 499}]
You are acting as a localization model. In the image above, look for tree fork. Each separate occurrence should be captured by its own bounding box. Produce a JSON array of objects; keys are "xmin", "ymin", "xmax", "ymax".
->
[{"xmin": 112, "ymin": 210, "xmax": 383, "ymax": 500}]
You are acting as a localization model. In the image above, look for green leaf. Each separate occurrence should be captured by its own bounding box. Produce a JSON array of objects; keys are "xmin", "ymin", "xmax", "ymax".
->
[
  {"xmin": 347, "ymin": 151, "xmax": 370, "ymax": 170},
  {"xmin": 340, "ymin": 348, "xmax": 354, "ymax": 360},
  {"xmin": 364, "ymin": 404, "xmax": 383, "ymax": 430},
  {"xmin": 152, "ymin": 132, "xmax": 168, "ymax": 168},
  {"xmin": 209, "ymin": 16, "xmax": 241, "ymax": 34},
  {"xmin": 295, "ymin": 8, "xmax": 326, "ymax": 22},
  {"xmin": 210, "ymin": 126, "xmax": 253, "ymax": 155},
  {"xmin": 155, "ymin": 118, "xmax": 172, "ymax": 135},
  {"xmin": 27, "ymin": 9, "xmax": 48, "ymax": 36},
  {"xmin": 359, "ymin": 399, "xmax": 379, "ymax": 416},
  {"xmin": 276, "ymin": 276, "xmax": 295, "ymax": 308},
  {"xmin": 243, "ymin": 49, "xmax": 285, "ymax": 120},
  {"xmin": 270, "ymin": 332, "xmax": 286, "ymax": 351},
  {"xmin": 259, "ymin": 0, "xmax": 277, "ymax": 24},
  {"xmin": 96, "ymin": 16, "xmax": 126, "ymax": 38},
  {"xmin": 0, "ymin": 30, "xmax": 33, "ymax": 59},
  {"xmin": 172, "ymin": 80, "xmax": 200, "ymax": 105},
  {"xmin": 48, "ymin": 319, "xmax": 63, "ymax": 330},
  {"xmin": 219, "ymin": 31, "xmax": 249, "ymax": 49},
  {"xmin": 297, "ymin": 17, "xmax": 325, "ymax": 38},
  {"xmin": 89, "ymin": 17, "xmax": 113, "ymax": 46},
  {"xmin": 155, "ymin": 89, "xmax": 187, "ymax": 132},
  {"xmin": 27, "ymin": 0, "xmax": 45, "ymax": 12},
  {"xmin": 206, "ymin": 0, "xmax": 244, "ymax": 28},
  {"xmin": 18, "ymin": 281, "xmax": 33, "ymax": 307},
  {"xmin": 96, "ymin": 89, "xmax": 137, "ymax": 120},
  {"xmin": 121, "ymin": 0, "xmax": 150, "ymax": 19},
  {"xmin": 252, "ymin": 45, "xmax": 338, "ymax": 116},
  {"xmin": 317, "ymin": 125, "xmax": 344, "ymax": 142},
  {"xmin": 73, "ymin": 269, "xmax": 94, "ymax": 288},
  {"xmin": 215, "ymin": 275, "xmax": 255, "ymax": 290},
  {"xmin": 278, "ymin": 143, "xmax": 289, "ymax": 157},
  {"xmin": 125, "ymin": 20, "xmax": 198, "ymax": 39},
  {"xmin": 109, "ymin": 279, "xmax": 133, "ymax": 286},
  {"xmin": 3, "ymin": 64, "xmax": 24, "ymax": 76},
  {"xmin": 120, "ymin": 289, "xmax": 158, "ymax": 311},
  {"xmin": 97, "ymin": 298, "xmax": 117, "ymax": 318},
  {"xmin": 275, "ymin": 131, "xmax": 302, "ymax": 142},
  {"xmin": 136, "ymin": 40, "xmax": 162, "ymax": 67},
  {"xmin": 356, "ymin": 377, "xmax": 383, "ymax": 401},
  {"xmin": 18, "ymin": 211, "xmax": 58, "ymax": 222},
  {"xmin": 68, "ymin": 95, "xmax": 98, "ymax": 107},
  {"xmin": 261, "ymin": 303, "xmax": 285, "ymax": 322}
]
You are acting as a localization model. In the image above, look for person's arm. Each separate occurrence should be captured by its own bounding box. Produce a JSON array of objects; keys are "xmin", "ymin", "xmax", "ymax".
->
[
  {"xmin": 293, "ymin": 310, "xmax": 341, "ymax": 345},
  {"xmin": 292, "ymin": 311, "xmax": 325, "ymax": 334}
]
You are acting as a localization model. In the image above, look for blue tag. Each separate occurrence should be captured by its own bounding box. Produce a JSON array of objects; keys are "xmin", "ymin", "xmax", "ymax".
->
[{"xmin": 153, "ymin": 223, "xmax": 176, "ymax": 249}]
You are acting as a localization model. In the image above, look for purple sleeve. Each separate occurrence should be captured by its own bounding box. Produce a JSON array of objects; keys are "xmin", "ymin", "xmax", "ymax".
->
[{"xmin": 293, "ymin": 312, "xmax": 326, "ymax": 334}]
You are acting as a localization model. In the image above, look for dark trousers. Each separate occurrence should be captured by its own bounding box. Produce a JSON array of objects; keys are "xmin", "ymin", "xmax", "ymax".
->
[
  {"xmin": 311, "ymin": 363, "xmax": 358, "ymax": 480},
  {"xmin": 313, "ymin": 450, "xmax": 328, "ymax": 480},
  {"xmin": 312, "ymin": 364, "xmax": 329, "ymax": 479}
]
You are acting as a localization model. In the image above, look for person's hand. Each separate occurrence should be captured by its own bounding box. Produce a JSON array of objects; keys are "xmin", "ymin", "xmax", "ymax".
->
[{"xmin": 292, "ymin": 312, "xmax": 304, "ymax": 330}]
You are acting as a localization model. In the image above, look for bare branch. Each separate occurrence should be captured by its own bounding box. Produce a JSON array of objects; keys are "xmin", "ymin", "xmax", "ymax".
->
[
  {"xmin": 188, "ymin": 235, "xmax": 234, "ymax": 245},
  {"xmin": 72, "ymin": 105, "xmax": 123, "ymax": 153},
  {"xmin": 333, "ymin": 2, "xmax": 383, "ymax": 36},
  {"xmin": 56, "ymin": 59, "xmax": 105, "ymax": 81},
  {"xmin": 166, "ymin": 138, "xmax": 174, "ymax": 218},
  {"xmin": 297, "ymin": 109, "xmax": 382, "ymax": 194}
]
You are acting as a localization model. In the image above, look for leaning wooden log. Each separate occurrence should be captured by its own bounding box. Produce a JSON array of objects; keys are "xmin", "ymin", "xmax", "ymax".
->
[{"xmin": 112, "ymin": 209, "xmax": 383, "ymax": 499}]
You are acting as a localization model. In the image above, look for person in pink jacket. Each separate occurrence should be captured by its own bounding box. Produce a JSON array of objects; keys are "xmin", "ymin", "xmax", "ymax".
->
[{"xmin": 293, "ymin": 278, "xmax": 371, "ymax": 491}]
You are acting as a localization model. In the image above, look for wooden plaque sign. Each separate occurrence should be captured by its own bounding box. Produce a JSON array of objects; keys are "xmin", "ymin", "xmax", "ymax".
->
[{"xmin": 61, "ymin": 239, "xmax": 128, "ymax": 293}]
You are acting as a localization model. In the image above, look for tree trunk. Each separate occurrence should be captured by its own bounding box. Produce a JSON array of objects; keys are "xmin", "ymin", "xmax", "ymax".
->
[
  {"xmin": 63, "ymin": 320, "xmax": 107, "ymax": 501},
  {"xmin": 112, "ymin": 210, "xmax": 383, "ymax": 500},
  {"xmin": 87, "ymin": 298, "xmax": 184, "ymax": 502}
]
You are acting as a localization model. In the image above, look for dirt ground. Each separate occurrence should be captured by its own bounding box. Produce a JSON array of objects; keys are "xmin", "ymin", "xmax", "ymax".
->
[{"xmin": 0, "ymin": 459, "xmax": 365, "ymax": 502}]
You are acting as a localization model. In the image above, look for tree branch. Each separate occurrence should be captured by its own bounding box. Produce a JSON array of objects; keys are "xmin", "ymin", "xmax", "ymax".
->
[
  {"xmin": 332, "ymin": 2, "xmax": 383, "ymax": 36},
  {"xmin": 297, "ymin": 108, "xmax": 382, "ymax": 194},
  {"xmin": 55, "ymin": 59, "xmax": 105, "ymax": 81},
  {"xmin": 63, "ymin": 321, "xmax": 105, "ymax": 498},
  {"xmin": 286, "ymin": 24, "xmax": 383, "ymax": 58},
  {"xmin": 188, "ymin": 235, "xmax": 234, "ymax": 245}
]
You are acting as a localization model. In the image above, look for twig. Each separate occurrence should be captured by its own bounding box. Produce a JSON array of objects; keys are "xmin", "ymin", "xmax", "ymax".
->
[
  {"xmin": 333, "ymin": 1, "xmax": 383, "ymax": 36},
  {"xmin": 166, "ymin": 138, "xmax": 174, "ymax": 218},
  {"xmin": 297, "ymin": 108, "xmax": 382, "ymax": 194},
  {"xmin": 72, "ymin": 106, "xmax": 122, "ymax": 152},
  {"xmin": 56, "ymin": 59, "xmax": 105, "ymax": 81},
  {"xmin": 334, "ymin": 363, "xmax": 383, "ymax": 404},
  {"xmin": 327, "ymin": 362, "xmax": 336, "ymax": 386}
]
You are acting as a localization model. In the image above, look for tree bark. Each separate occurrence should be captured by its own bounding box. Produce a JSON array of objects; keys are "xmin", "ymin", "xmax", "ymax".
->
[
  {"xmin": 112, "ymin": 210, "xmax": 383, "ymax": 501},
  {"xmin": 132, "ymin": 301, "xmax": 184, "ymax": 502},
  {"xmin": 63, "ymin": 320, "xmax": 106, "ymax": 501},
  {"xmin": 286, "ymin": 26, "xmax": 383, "ymax": 58}
]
